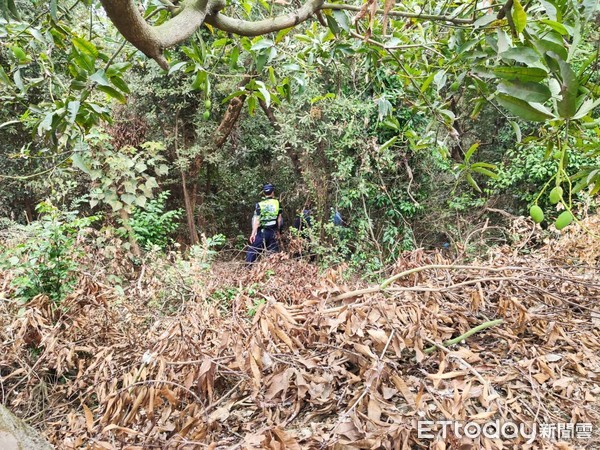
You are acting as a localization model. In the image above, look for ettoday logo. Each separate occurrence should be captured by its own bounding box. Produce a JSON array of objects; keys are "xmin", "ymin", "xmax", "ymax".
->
[{"xmin": 417, "ymin": 420, "xmax": 594, "ymax": 443}]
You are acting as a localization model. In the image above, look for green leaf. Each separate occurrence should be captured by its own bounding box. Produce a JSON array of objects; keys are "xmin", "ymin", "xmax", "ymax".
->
[
  {"xmin": 38, "ymin": 112, "xmax": 54, "ymax": 135},
  {"xmin": 251, "ymin": 38, "xmax": 274, "ymax": 51},
  {"xmin": 97, "ymin": 85, "xmax": 126, "ymax": 103},
  {"xmin": 11, "ymin": 46, "xmax": 27, "ymax": 62},
  {"xmin": 108, "ymin": 199, "xmax": 124, "ymax": 211},
  {"xmin": 134, "ymin": 161, "xmax": 147, "ymax": 172},
  {"xmin": 500, "ymin": 47, "xmax": 540, "ymax": 65},
  {"xmin": 49, "ymin": 0, "xmax": 57, "ymax": 20},
  {"xmin": 464, "ymin": 142, "xmax": 479, "ymax": 163},
  {"xmin": 168, "ymin": 61, "xmax": 187, "ymax": 75},
  {"xmin": 556, "ymin": 58, "xmax": 578, "ymax": 118},
  {"xmin": 72, "ymin": 37, "xmax": 98, "ymax": 58},
  {"xmin": 511, "ymin": 0, "xmax": 527, "ymax": 34},
  {"xmin": 247, "ymin": 95, "xmax": 257, "ymax": 115},
  {"xmin": 420, "ymin": 73, "xmax": 435, "ymax": 93},
  {"xmin": 466, "ymin": 173, "xmax": 482, "ymax": 192},
  {"xmin": 332, "ymin": 10, "xmax": 350, "ymax": 31},
  {"xmin": 572, "ymin": 98, "xmax": 600, "ymax": 120},
  {"xmin": 535, "ymin": 39, "xmax": 568, "ymax": 61},
  {"xmin": 472, "ymin": 166, "xmax": 498, "ymax": 178},
  {"xmin": 110, "ymin": 76, "xmax": 130, "ymax": 94},
  {"xmin": 379, "ymin": 136, "xmax": 398, "ymax": 152},
  {"xmin": 135, "ymin": 196, "xmax": 147, "ymax": 208},
  {"xmin": 6, "ymin": 0, "xmax": 20, "ymax": 19},
  {"xmin": 510, "ymin": 120, "xmax": 522, "ymax": 142},
  {"xmin": 493, "ymin": 66, "xmax": 547, "ymax": 82},
  {"xmin": 121, "ymin": 193, "xmax": 136, "ymax": 205},
  {"xmin": 438, "ymin": 109, "xmax": 455, "ymax": 124},
  {"xmin": 155, "ymin": 164, "xmax": 169, "ymax": 176},
  {"xmin": 229, "ymin": 46, "xmax": 240, "ymax": 68},
  {"xmin": 67, "ymin": 100, "xmax": 80, "ymax": 123},
  {"xmin": 275, "ymin": 27, "xmax": 293, "ymax": 44},
  {"xmin": 255, "ymin": 51, "xmax": 268, "ymax": 72},
  {"xmin": 497, "ymin": 80, "xmax": 551, "ymax": 103},
  {"xmin": 473, "ymin": 14, "xmax": 496, "ymax": 28},
  {"xmin": 540, "ymin": 19, "xmax": 569, "ymax": 36},
  {"xmin": 0, "ymin": 66, "xmax": 12, "ymax": 86},
  {"xmin": 90, "ymin": 70, "xmax": 111, "ymax": 87},
  {"xmin": 325, "ymin": 13, "xmax": 340, "ymax": 36},
  {"xmin": 191, "ymin": 70, "xmax": 206, "ymax": 90},
  {"xmin": 71, "ymin": 152, "xmax": 91, "ymax": 175},
  {"xmin": 497, "ymin": 29, "xmax": 511, "ymax": 54},
  {"xmin": 496, "ymin": 94, "xmax": 554, "ymax": 121}
]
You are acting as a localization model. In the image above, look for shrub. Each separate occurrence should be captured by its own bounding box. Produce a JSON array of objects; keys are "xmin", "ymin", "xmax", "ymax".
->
[
  {"xmin": 1, "ymin": 202, "xmax": 98, "ymax": 304},
  {"xmin": 129, "ymin": 191, "xmax": 183, "ymax": 250}
]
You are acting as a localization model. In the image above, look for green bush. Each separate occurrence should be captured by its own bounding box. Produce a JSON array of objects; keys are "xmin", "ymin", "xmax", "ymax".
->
[
  {"xmin": 1, "ymin": 202, "xmax": 98, "ymax": 304},
  {"xmin": 490, "ymin": 145, "xmax": 599, "ymax": 216},
  {"xmin": 129, "ymin": 191, "xmax": 183, "ymax": 250}
]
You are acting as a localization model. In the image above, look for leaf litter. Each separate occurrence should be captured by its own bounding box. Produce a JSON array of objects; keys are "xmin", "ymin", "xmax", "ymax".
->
[{"xmin": 0, "ymin": 216, "xmax": 599, "ymax": 449}]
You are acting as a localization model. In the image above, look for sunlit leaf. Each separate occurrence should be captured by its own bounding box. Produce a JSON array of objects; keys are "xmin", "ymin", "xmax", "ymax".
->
[{"xmin": 512, "ymin": 0, "xmax": 527, "ymax": 33}]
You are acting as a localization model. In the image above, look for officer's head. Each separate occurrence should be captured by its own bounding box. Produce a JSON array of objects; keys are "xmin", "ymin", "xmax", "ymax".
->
[{"xmin": 263, "ymin": 183, "xmax": 275, "ymax": 197}]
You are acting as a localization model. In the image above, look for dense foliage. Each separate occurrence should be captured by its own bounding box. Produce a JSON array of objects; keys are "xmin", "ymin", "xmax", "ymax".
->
[{"xmin": 0, "ymin": 0, "xmax": 598, "ymax": 272}]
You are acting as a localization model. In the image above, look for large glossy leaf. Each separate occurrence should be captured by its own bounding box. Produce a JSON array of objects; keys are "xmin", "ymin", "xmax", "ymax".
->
[
  {"xmin": 497, "ymin": 80, "xmax": 551, "ymax": 103},
  {"xmin": 535, "ymin": 39, "xmax": 568, "ymax": 61},
  {"xmin": 493, "ymin": 66, "xmax": 547, "ymax": 82},
  {"xmin": 496, "ymin": 94, "xmax": 554, "ymax": 121}
]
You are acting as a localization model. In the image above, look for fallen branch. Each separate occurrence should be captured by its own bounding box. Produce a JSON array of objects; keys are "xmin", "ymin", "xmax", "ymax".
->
[
  {"xmin": 333, "ymin": 264, "xmax": 530, "ymax": 300},
  {"xmin": 423, "ymin": 318, "xmax": 504, "ymax": 354}
]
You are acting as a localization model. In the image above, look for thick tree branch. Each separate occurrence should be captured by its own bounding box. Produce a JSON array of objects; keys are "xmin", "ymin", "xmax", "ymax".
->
[
  {"xmin": 100, "ymin": 0, "xmax": 220, "ymax": 70},
  {"xmin": 205, "ymin": 0, "xmax": 324, "ymax": 35}
]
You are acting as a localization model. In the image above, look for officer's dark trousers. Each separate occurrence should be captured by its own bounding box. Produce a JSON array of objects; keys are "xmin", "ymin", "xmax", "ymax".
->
[{"xmin": 246, "ymin": 228, "xmax": 279, "ymax": 263}]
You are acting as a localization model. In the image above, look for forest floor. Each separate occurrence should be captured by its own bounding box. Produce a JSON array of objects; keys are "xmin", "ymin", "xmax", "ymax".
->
[{"xmin": 1, "ymin": 216, "xmax": 600, "ymax": 449}]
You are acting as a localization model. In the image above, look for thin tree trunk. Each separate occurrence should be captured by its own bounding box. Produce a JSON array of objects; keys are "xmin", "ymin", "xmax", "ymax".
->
[{"xmin": 181, "ymin": 171, "xmax": 199, "ymax": 245}]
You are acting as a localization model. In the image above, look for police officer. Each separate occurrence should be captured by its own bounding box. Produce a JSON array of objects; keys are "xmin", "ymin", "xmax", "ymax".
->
[{"xmin": 246, "ymin": 183, "xmax": 283, "ymax": 264}]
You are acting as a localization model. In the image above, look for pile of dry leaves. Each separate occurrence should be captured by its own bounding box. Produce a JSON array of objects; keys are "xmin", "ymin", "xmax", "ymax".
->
[{"xmin": 0, "ymin": 217, "xmax": 599, "ymax": 449}]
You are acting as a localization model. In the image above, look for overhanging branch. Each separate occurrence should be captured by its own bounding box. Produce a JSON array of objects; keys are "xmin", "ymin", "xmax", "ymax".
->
[
  {"xmin": 100, "ymin": 0, "xmax": 476, "ymax": 70},
  {"xmin": 205, "ymin": 0, "xmax": 324, "ymax": 35},
  {"xmin": 100, "ymin": 0, "xmax": 216, "ymax": 70}
]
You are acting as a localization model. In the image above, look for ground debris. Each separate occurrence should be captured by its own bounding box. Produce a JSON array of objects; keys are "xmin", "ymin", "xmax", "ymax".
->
[{"xmin": 1, "ymin": 218, "xmax": 599, "ymax": 449}]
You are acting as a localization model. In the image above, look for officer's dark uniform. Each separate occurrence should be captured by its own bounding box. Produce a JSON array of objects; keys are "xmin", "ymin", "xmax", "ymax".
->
[{"xmin": 246, "ymin": 197, "xmax": 281, "ymax": 264}]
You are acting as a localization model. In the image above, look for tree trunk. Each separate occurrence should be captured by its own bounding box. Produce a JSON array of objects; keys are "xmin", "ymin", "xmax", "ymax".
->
[{"xmin": 181, "ymin": 171, "xmax": 199, "ymax": 245}]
